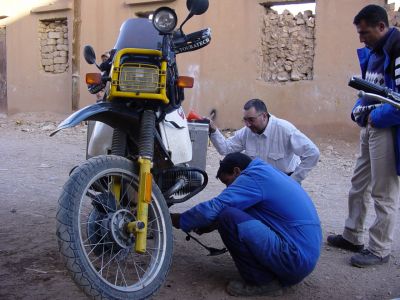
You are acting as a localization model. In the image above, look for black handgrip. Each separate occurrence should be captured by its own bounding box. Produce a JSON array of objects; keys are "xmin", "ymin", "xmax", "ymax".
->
[
  {"xmin": 348, "ymin": 77, "xmax": 389, "ymax": 97},
  {"xmin": 185, "ymin": 29, "xmax": 207, "ymax": 41},
  {"xmin": 172, "ymin": 28, "xmax": 211, "ymax": 54}
]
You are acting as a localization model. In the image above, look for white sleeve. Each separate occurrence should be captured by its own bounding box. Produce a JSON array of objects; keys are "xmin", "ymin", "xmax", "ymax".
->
[
  {"xmin": 209, "ymin": 128, "xmax": 246, "ymax": 155},
  {"xmin": 395, "ymin": 56, "xmax": 400, "ymax": 89},
  {"xmin": 289, "ymin": 130, "xmax": 320, "ymax": 182}
]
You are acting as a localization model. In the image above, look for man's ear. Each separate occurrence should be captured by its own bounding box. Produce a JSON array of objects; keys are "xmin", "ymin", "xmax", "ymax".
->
[
  {"xmin": 233, "ymin": 167, "xmax": 242, "ymax": 177},
  {"xmin": 378, "ymin": 21, "xmax": 386, "ymax": 32}
]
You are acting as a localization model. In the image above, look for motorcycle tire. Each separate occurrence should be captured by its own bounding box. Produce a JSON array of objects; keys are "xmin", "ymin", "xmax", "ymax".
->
[{"xmin": 56, "ymin": 155, "xmax": 173, "ymax": 300}]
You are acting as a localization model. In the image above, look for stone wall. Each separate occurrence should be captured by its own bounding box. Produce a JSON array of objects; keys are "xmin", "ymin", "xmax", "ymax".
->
[
  {"xmin": 261, "ymin": 8, "xmax": 315, "ymax": 82},
  {"xmin": 38, "ymin": 19, "xmax": 68, "ymax": 73},
  {"xmin": 387, "ymin": 3, "xmax": 400, "ymax": 27}
]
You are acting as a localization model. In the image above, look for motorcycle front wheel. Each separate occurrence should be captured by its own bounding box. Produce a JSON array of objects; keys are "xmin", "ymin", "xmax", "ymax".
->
[{"xmin": 56, "ymin": 155, "xmax": 173, "ymax": 300}]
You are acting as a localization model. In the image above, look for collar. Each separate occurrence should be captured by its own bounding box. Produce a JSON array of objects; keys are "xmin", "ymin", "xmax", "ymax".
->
[
  {"xmin": 260, "ymin": 114, "xmax": 275, "ymax": 138},
  {"xmin": 372, "ymin": 28, "xmax": 393, "ymax": 53}
]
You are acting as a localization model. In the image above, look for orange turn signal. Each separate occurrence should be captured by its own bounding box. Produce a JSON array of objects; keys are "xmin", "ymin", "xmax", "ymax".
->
[
  {"xmin": 144, "ymin": 172, "xmax": 153, "ymax": 203},
  {"xmin": 177, "ymin": 76, "xmax": 194, "ymax": 88},
  {"xmin": 86, "ymin": 73, "xmax": 102, "ymax": 85}
]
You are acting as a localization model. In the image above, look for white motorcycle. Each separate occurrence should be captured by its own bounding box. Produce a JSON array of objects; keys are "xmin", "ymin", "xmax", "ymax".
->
[{"xmin": 51, "ymin": 1, "xmax": 211, "ymax": 299}]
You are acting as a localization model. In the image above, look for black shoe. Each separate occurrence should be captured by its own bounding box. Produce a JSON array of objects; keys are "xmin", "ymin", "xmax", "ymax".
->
[
  {"xmin": 350, "ymin": 249, "xmax": 390, "ymax": 268},
  {"xmin": 226, "ymin": 279, "xmax": 283, "ymax": 297},
  {"xmin": 327, "ymin": 234, "xmax": 364, "ymax": 252}
]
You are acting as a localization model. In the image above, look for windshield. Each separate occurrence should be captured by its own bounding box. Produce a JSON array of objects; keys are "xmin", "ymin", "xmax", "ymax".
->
[{"xmin": 114, "ymin": 18, "xmax": 163, "ymax": 51}]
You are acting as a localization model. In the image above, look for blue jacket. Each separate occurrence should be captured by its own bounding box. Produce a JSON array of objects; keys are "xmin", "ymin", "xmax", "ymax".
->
[
  {"xmin": 180, "ymin": 159, "xmax": 322, "ymax": 265},
  {"xmin": 352, "ymin": 27, "xmax": 400, "ymax": 175}
]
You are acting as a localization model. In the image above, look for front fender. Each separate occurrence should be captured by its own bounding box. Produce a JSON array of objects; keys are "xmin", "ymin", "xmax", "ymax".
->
[{"xmin": 50, "ymin": 102, "xmax": 141, "ymax": 136}]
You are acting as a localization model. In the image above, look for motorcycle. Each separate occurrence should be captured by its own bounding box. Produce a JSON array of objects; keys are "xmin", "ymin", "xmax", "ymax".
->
[
  {"xmin": 348, "ymin": 76, "xmax": 400, "ymax": 109},
  {"xmin": 52, "ymin": 1, "xmax": 211, "ymax": 299}
]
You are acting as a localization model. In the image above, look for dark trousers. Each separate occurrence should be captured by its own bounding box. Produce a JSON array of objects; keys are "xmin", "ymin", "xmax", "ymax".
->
[
  {"xmin": 217, "ymin": 207, "xmax": 277, "ymax": 285},
  {"xmin": 217, "ymin": 206, "xmax": 317, "ymax": 286}
]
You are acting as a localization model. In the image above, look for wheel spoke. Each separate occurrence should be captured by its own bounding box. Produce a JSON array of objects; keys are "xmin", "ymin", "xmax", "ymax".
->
[
  {"xmin": 89, "ymin": 192, "xmax": 116, "ymax": 212},
  {"xmin": 86, "ymin": 233, "xmax": 110, "ymax": 257},
  {"xmin": 144, "ymin": 249, "xmax": 156, "ymax": 261},
  {"xmin": 91, "ymin": 246, "xmax": 112, "ymax": 266},
  {"xmin": 130, "ymin": 252, "xmax": 144, "ymax": 288},
  {"xmin": 104, "ymin": 243, "xmax": 116, "ymax": 279},
  {"xmin": 121, "ymin": 177, "xmax": 138, "ymax": 210}
]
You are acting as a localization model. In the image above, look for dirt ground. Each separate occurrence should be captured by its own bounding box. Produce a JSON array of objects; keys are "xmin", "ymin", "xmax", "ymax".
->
[{"xmin": 0, "ymin": 112, "xmax": 399, "ymax": 300}]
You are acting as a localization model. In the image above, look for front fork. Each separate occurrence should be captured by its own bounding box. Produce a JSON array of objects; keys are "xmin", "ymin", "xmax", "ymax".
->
[{"xmin": 127, "ymin": 110, "xmax": 156, "ymax": 254}]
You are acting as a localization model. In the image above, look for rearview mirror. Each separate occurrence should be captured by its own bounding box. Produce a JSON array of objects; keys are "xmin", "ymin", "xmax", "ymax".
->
[
  {"xmin": 83, "ymin": 45, "xmax": 96, "ymax": 65},
  {"xmin": 186, "ymin": 0, "xmax": 209, "ymax": 15}
]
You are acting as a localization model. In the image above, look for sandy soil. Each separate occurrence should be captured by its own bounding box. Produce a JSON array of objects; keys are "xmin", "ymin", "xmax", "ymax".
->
[{"xmin": 0, "ymin": 112, "xmax": 399, "ymax": 300}]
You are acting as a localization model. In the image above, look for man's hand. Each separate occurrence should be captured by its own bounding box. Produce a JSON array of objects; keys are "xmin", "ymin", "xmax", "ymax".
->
[
  {"xmin": 209, "ymin": 119, "xmax": 217, "ymax": 134},
  {"xmin": 170, "ymin": 213, "xmax": 181, "ymax": 229},
  {"xmin": 193, "ymin": 221, "xmax": 219, "ymax": 235},
  {"xmin": 368, "ymin": 114, "xmax": 375, "ymax": 127}
]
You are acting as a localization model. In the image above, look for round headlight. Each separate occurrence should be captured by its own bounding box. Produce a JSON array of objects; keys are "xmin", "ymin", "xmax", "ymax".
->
[{"xmin": 152, "ymin": 7, "xmax": 177, "ymax": 34}]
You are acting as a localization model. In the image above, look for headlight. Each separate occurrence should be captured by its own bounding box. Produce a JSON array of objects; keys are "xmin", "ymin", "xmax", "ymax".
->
[
  {"xmin": 152, "ymin": 7, "xmax": 177, "ymax": 34},
  {"xmin": 119, "ymin": 64, "xmax": 159, "ymax": 93}
]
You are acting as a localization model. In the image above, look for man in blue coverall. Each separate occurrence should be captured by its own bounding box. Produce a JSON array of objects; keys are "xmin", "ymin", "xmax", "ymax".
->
[{"xmin": 171, "ymin": 152, "xmax": 322, "ymax": 297}]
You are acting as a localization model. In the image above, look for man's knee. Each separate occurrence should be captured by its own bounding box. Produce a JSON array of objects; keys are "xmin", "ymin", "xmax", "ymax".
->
[
  {"xmin": 217, "ymin": 207, "xmax": 254, "ymax": 237},
  {"xmin": 218, "ymin": 206, "xmax": 241, "ymax": 224}
]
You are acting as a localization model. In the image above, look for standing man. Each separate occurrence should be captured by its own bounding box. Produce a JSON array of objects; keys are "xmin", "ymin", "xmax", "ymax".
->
[
  {"xmin": 209, "ymin": 99, "xmax": 319, "ymax": 183},
  {"xmin": 171, "ymin": 153, "xmax": 322, "ymax": 297},
  {"xmin": 327, "ymin": 4, "xmax": 400, "ymax": 267}
]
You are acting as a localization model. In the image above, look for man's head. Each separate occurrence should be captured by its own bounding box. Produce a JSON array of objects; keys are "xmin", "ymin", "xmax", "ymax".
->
[
  {"xmin": 101, "ymin": 52, "xmax": 110, "ymax": 63},
  {"xmin": 243, "ymin": 99, "xmax": 269, "ymax": 134},
  {"xmin": 216, "ymin": 152, "xmax": 252, "ymax": 187},
  {"xmin": 353, "ymin": 5, "xmax": 389, "ymax": 49}
]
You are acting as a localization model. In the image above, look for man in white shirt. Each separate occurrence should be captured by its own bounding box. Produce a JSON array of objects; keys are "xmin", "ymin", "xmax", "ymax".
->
[{"xmin": 209, "ymin": 99, "xmax": 320, "ymax": 183}]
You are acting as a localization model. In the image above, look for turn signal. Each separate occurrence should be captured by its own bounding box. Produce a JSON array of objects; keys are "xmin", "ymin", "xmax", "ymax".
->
[
  {"xmin": 177, "ymin": 76, "xmax": 194, "ymax": 88},
  {"xmin": 144, "ymin": 173, "xmax": 153, "ymax": 203},
  {"xmin": 86, "ymin": 73, "xmax": 102, "ymax": 85}
]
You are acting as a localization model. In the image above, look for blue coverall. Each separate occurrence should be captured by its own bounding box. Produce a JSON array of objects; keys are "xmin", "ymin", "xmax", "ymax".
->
[{"xmin": 180, "ymin": 159, "xmax": 322, "ymax": 286}]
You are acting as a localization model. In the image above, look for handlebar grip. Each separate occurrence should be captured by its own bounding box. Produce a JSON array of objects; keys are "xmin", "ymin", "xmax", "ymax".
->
[
  {"xmin": 185, "ymin": 30, "xmax": 205, "ymax": 41},
  {"xmin": 173, "ymin": 28, "xmax": 211, "ymax": 54},
  {"xmin": 348, "ymin": 77, "xmax": 389, "ymax": 97}
]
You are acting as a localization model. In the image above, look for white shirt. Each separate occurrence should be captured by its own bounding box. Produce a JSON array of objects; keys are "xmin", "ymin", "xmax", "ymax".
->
[{"xmin": 210, "ymin": 115, "xmax": 320, "ymax": 182}]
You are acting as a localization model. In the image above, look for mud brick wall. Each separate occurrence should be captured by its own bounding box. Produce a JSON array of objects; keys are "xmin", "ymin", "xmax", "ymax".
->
[
  {"xmin": 38, "ymin": 19, "xmax": 69, "ymax": 73},
  {"xmin": 387, "ymin": 3, "xmax": 400, "ymax": 27},
  {"xmin": 261, "ymin": 8, "xmax": 315, "ymax": 83}
]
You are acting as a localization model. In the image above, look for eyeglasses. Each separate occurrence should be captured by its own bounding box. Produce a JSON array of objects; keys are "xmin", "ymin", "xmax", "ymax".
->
[{"xmin": 242, "ymin": 113, "xmax": 264, "ymax": 124}]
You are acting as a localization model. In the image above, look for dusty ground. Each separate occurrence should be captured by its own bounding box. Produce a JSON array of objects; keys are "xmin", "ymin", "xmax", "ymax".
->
[{"xmin": 0, "ymin": 112, "xmax": 399, "ymax": 300}]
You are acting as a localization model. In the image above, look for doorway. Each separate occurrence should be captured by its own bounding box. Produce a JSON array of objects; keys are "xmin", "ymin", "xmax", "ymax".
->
[{"xmin": 0, "ymin": 26, "xmax": 7, "ymax": 113}]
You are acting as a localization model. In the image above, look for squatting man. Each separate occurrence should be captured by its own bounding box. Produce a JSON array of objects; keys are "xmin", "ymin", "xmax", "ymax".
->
[{"xmin": 171, "ymin": 152, "xmax": 322, "ymax": 297}]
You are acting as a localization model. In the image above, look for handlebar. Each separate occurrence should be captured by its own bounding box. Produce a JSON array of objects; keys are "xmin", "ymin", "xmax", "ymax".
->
[
  {"xmin": 348, "ymin": 76, "xmax": 391, "ymax": 97},
  {"xmin": 357, "ymin": 91, "xmax": 400, "ymax": 109},
  {"xmin": 173, "ymin": 28, "xmax": 211, "ymax": 54},
  {"xmin": 348, "ymin": 76, "xmax": 400, "ymax": 108}
]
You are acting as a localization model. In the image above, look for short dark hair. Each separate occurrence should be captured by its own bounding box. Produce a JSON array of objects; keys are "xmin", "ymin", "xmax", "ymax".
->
[
  {"xmin": 243, "ymin": 99, "xmax": 268, "ymax": 113},
  {"xmin": 216, "ymin": 152, "xmax": 252, "ymax": 179},
  {"xmin": 353, "ymin": 4, "xmax": 389, "ymax": 27}
]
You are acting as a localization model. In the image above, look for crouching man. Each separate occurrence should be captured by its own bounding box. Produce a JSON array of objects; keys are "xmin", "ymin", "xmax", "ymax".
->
[{"xmin": 171, "ymin": 152, "xmax": 322, "ymax": 297}]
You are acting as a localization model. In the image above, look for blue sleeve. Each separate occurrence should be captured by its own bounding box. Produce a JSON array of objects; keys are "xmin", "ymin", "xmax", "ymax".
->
[
  {"xmin": 370, "ymin": 103, "xmax": 400, "ymax": 128},
  {"xmin": 179, "ymin": 174, "xmax": 262, "ymax": 232}
]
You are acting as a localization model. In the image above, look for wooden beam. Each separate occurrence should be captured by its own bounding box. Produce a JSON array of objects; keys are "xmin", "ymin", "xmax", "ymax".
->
[
  {"xmin": 125, "ymin": 0, "xmax": 175, "ymax": 6},
  {"xmin": 71, "ymin": 0, "xmax": 81, "ymax": 111},
  {"xmin": 260, "ymin": 0, "xmax": 314, "ymax": 7},
  {"xmin": 0, "ymin": 27, "xmax": 7, "ymax": 113},
  {"xmin": 31, "ymin": 1, "xmax": 72, "ymax": 13}
]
